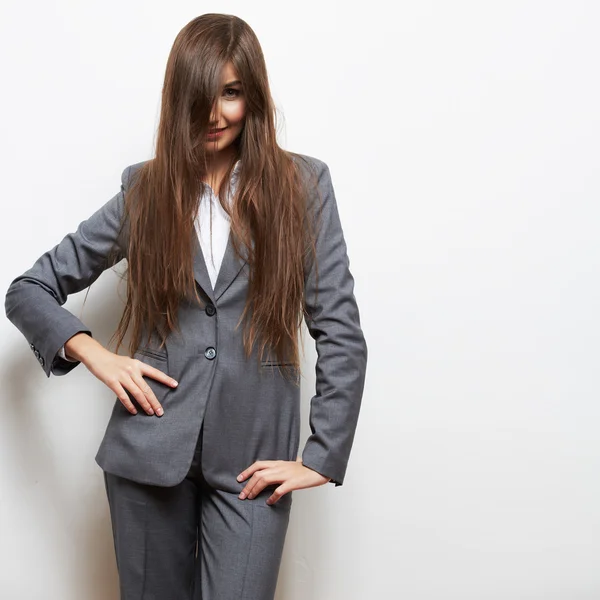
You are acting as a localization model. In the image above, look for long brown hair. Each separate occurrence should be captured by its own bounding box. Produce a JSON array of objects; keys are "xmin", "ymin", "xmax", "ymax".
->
[{"xmin": 107, "ymin": 14, "xmax": 322, "ymax": 377}]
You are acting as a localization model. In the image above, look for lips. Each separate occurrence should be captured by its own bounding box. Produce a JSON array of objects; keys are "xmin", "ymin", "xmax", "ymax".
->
[{"xmin": 208, "ymin": 127, "xmax": 227, "ymax": 133}]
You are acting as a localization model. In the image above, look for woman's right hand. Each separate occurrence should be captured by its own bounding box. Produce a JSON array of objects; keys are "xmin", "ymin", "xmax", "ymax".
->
[{"xmin": 64, "ymin": 333, "xmax": 178, "ymax": 416}]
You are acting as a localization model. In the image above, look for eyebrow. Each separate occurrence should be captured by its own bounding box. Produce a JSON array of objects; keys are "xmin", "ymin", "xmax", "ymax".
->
[{"xmin": 223, "ymin": 80, "xmax": 242, "ymax": 87}]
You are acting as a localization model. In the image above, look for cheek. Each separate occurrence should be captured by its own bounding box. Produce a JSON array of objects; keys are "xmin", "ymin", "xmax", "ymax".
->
[{"xmin": 223, "ymin": 100, "xmax": 247, "ymax": 127}]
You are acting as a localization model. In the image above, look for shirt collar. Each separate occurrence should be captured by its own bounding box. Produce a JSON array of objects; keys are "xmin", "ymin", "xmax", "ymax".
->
[
  {"xmin": 231, "ymin": 159, "xmax": 241, "ymax": 182},
  {"xmin": 195, "ymin": 160, "xmax": 240, "ymax": 220},
  {"xmin": 200, "ymin": 159, "xmax": 241, "ymax": 196},
  {"xmin": 229, "ymin": 159, "xmax": 242, "ymax": 194}
]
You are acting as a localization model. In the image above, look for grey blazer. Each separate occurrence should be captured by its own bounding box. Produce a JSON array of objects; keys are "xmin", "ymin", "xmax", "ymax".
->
[{"xmin": 4, "ymin": 153, "xmax": 367, "ymax": 492}]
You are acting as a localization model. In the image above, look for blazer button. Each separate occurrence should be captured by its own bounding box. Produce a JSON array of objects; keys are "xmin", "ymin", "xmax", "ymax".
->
[
  {"xmin": 39, "ymin": 356, "xmax": 45, "ymax": 366},
  {"xmin": 204, "ymin": 347, "xmax": 217, "ymax": 360},
  {"xmin": 34, "ymin": 349, "xmax": 40, "ymax": 358},
  {"xmin": 205, "ymin": 304, "xmax": 216, "ymax": 317}
]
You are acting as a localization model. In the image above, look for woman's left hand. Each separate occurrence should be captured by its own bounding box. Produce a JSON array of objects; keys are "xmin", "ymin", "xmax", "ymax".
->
[{"xmin": 236, "ymin": 457, "xmax": 331, "ymax": 505}]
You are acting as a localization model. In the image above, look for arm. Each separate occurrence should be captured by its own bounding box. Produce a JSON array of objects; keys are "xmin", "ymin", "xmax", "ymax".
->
[
  {"xmin": 300, "ymin": 159, "xmax": 368, "ymax": 487},
  {"xmin": 4, "ymin": 166, "xmax": 132, "ymax": 377},
  {"xmin": 58, "ymin": 343, "xmax": 79, "ymax": 362}
]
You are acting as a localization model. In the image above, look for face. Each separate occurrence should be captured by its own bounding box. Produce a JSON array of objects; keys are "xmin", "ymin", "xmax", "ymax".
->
[{"xmin": 206, "ymin": 62, "xmax": 246, "ymax": 154}]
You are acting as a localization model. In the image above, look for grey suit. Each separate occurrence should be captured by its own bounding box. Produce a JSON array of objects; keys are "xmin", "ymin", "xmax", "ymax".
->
[
  {"xmin": 5, "ymin": 153, "xmax": 368, "ymax": 598},
  {"xmin": 5, "ymin": 152, "xmax": 367, "ymax": 489}
]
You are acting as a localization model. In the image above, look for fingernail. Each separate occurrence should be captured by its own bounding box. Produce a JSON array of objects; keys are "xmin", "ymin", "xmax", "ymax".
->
[
  {"xmin": 148, "ymin": 409, "xmax": 154, "ymax": 415},
  {"xmin": 156, "ymin": 407, "xmax": 164, "ymax": 416},
  {"xmin": 239, "ymin": 492, "xmax": 246, "ymax": 499},
  {"xmin": 172, "ymin": 380, "xmax": 178, "ymax": 387},
  {"xmin": 236, "ymin": 474, "xmax": 242, "ymax": 481}
]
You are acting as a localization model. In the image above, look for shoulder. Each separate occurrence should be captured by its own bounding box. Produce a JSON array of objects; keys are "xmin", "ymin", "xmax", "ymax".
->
[
  {"xmin": 288, "ymin": 151, "xmax": 327, "ymax": 169},
  {"xmin": 120, "ymin": 159, "xmax": 151, "ymax": 191},
  {"xmin": 285, "ymin": 152, "xmax": 338, "ymax": 218},
  {"xmin": 287, "ymin": 151, "xmax": 330, "ymax": 181}
]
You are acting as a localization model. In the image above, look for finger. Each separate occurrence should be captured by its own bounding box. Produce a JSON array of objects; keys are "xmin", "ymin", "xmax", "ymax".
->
[
  {"xmin": 237, "ymin": 462, "xmax": 257, "ymax": 483},
  {"xmin": 108, "ymin": 380, "xmax": 138, "ymax": 415},
  {"xmin": 131, "ymin": 372, "xmax": 164, "ymax": 417},
  {"xmin": 239, "ymin": 477, "xmax": 261, "ymax": 499},
  {"xmin": 236, "ymin": 460, "xmax": 275, "ymax": 483},
  {"xmin": 267, "ymin": 484, "xmax": 291, "ymax": 506},
  {"xmin": 241, "ymin": 471, "xmax": 275, "ymax": 500},
  {"xmin": 138, "ymin": 361, "xmax": 178, "ymax": 388},
  {"xmin": 121, "ymin": 374, "xmax": 155, "ymax": 416}
]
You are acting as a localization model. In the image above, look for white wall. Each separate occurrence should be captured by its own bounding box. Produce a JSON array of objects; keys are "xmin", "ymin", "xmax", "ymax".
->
[{"xmin": 1, "ymin": 1, "xmax": 599, "ymax": 598}]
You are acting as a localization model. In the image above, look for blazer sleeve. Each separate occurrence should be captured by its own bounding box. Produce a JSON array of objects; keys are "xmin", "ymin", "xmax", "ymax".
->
[
  {"xmin": 4, "ymin": 165, "xmax": 131, "ymax": 378},
  {"xmin": 301, "ymin": 159, "xmax": 368, "ymax": 487}
]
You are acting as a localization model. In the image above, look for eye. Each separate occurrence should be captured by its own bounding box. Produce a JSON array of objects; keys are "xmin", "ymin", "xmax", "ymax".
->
[{"xmin": 223, "ymin": 88, "xmax": 241, "ymax": 98}]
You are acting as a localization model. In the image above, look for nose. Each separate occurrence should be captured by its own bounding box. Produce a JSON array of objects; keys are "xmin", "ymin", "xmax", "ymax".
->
[{"xmin": 209, "ymin": 104, "xmax": 221, "ymax": 128}]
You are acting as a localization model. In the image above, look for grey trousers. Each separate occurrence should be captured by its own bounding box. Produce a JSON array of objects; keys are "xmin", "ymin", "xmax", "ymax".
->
[{"xmin": 102, "ymin": 424, "xmax": 293, "ymax": 599}]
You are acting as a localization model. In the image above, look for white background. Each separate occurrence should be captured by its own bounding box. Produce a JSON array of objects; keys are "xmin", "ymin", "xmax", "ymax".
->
[{"xmin": 1, "ymin": 1, "xmax": 599, "ymax": 599}]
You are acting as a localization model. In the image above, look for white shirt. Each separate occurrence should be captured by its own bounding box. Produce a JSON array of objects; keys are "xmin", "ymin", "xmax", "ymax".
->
[
  {"xmin": 195, "ymin": 158, "xmax": 241, "ymax": 289},
  {"xmin": 58, "ymin": 159, "xmax": 241, "ymax": 362}
]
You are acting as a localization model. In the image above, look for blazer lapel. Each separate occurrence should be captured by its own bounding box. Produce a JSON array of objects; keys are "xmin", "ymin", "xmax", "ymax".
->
[
  {"xmin": 192, "ymin": 233, "xmax": 216, "ymax": 303},
  {"xmin": 192, "ymin": 229, "xmax": 249, "ymax": 303},
  {"xmin": 212, "ymin": 231, "xmax": 249, "ymax": 302}
]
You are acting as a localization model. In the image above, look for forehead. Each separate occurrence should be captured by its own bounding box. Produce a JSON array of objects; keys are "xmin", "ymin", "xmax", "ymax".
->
[{"xmin": 220, "ymin": 62, "xmax": 240, "ymax": 85}]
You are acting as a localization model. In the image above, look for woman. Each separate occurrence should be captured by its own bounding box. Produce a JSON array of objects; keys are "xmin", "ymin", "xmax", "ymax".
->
[{"xmin": 5, "ymin": 13, "xmax": 367, "ymax": 600}]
